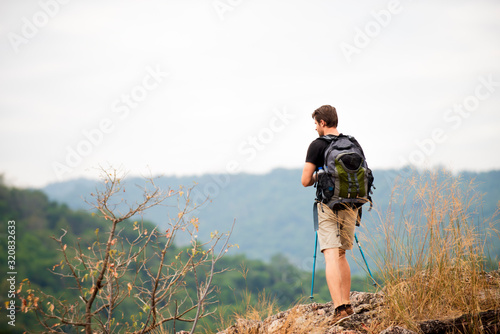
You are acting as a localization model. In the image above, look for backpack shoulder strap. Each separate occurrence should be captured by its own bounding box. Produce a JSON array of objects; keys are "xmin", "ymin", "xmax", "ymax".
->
[{"xmin": 318, "ymin": 134, "xmax": 336, "ymax": 143}]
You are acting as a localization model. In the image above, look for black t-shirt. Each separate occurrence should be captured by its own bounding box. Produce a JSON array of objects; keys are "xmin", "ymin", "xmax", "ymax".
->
[{"xmin": 305, "ymin": 137, "xmax": 330, "ymax": 169}]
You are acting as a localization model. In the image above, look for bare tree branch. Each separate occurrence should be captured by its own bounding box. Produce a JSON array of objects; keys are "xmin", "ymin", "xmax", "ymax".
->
[{"xmin": 20, "ymin": 168, "xmax": 234, "ymax": 334}]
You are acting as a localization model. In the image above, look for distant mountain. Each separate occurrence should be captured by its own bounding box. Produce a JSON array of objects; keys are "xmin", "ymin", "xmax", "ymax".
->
[
  {"xmin": 41, "ymin": 168, "xmax": 500, "ymax": 274},
  {"xmin": 42, "ymin": 169, "xmax": 319, "ymax": 266}
]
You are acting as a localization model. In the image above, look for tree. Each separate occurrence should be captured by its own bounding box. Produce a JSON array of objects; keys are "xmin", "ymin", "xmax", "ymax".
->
[{"xmin": 20, "ymin": 169, "xmax": 235, "ymax": 334}]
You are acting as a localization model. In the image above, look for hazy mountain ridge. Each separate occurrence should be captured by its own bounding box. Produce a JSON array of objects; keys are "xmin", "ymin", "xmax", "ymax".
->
[{"xmin": 41, "ymin": 168, "xmax": 500, "ymax": 273}]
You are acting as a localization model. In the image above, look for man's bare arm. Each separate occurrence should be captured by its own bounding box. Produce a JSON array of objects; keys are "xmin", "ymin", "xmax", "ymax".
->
[{"xmin": 301, "ymin": 162, "xmax": 317, "ymax": 187}]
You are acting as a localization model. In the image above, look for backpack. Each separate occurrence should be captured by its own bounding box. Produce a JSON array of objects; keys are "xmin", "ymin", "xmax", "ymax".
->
[{"xmin": 315, "ymin": 134, "xmax": 374, "ymax": 212}]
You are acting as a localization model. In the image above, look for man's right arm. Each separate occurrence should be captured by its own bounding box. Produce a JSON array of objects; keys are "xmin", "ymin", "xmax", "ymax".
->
[{"xmin": 301, "ymin": 162, "xmax": 317, "ymax": 187}]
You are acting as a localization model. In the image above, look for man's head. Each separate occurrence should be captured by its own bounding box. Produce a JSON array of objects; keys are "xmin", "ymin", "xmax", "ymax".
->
[{"xmin": 312, "ymin": 105, "xmax": 338, "ymax": 136}]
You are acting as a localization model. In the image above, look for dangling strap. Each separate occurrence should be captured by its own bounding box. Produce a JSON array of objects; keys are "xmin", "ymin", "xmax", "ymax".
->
[
  {"xmin": 336, "ymin": 211, "xmax": 340, "ymax": 238},
  {"xmin": 356, "ymin": 207, "xmax": 362, "ymax": 227},
  {"xmin": 313, "ymin": 202, "xmax": 319, "ymax": 231}
]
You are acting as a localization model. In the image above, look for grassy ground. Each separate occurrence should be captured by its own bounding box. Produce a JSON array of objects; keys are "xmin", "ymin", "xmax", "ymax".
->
[{"xmin": 372, "ymin": 170, "xmax": 500, "ymax": 333}]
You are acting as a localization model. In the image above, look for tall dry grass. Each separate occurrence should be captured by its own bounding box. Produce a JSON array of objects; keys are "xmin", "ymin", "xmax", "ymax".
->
[
  {"xmin": 212, "ymin": 289, "xmax": 281, "ymax": 334},
  {"xmin": 374, "ymin": 170, "xmax": 499, "ymax": 332}
]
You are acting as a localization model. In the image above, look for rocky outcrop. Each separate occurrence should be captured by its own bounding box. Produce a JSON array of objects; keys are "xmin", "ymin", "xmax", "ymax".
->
[
  {"xmin": 216, "ymin": 290, "xmax": 500, "ymax": 334},
  {"xmin": 419, "ymin": 309, "xmax": 500, "ymax": 334},
  {"xmin": 217, "ymin": 291, "xmax": 383, "ymax": 334}
]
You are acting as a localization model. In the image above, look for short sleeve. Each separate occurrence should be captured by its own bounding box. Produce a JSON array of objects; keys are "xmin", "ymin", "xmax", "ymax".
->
[{"xmin": 305, "ymin": 138, "xmax": 328, "ymax": 168}]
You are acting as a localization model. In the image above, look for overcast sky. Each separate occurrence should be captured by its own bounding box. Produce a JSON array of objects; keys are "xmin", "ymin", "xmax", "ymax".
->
[{"xmin": 1, "ymin": 0, "xmax": 499, "ymax": 188}]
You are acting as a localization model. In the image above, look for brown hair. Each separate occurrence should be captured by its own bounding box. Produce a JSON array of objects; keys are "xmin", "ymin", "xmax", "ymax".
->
[{"xmin": 312, "ymin": 105, "xmax": 338, "ymax": 128}]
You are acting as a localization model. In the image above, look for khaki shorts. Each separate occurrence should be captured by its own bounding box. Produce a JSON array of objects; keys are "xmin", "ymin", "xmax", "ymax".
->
[{"xmin": 317, "ymin": 203, "xmax": 357, "ymax": 252}]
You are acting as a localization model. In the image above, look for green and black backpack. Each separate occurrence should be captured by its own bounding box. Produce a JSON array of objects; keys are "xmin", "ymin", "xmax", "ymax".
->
[{"xmin": 315, "ymin": 134, "xmax": 374, "ymax": 212}]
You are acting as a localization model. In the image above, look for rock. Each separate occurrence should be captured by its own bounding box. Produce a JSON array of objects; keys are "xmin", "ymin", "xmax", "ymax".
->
[
  {"xmin": 333, "ymin": 291, "xmax": 384, "ymax": 332},
  {"xmin": 380, "ymin": 326, "xmax": 418, "ymax": 334},
  {"xmin": 217, "ymin": 291, "xmax": 382, "ymax": 334},
  {"xmin": 419, "ymin": 309, "xmax": 500, "ymax": 334},
  {"xmin": 216, "ymin": 288, "xmax": 499, "ymax": 334}
]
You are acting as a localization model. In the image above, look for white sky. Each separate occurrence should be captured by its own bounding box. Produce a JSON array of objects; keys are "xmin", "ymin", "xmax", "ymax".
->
[{"xmin": 1, "ymin": 0, "xmax": 499, "ymax": 188}]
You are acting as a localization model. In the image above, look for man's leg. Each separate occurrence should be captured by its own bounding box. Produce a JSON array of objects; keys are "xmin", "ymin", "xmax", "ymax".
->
[
  {"xmin": 338, "ymin": 248, "xmax": 351, "ymax": 305},
  {"xmin": 324, "ymin": 247, "xmax": 351, "ymax": 307},
  {"xmin": 317, "ymin": 204, "xmax": 356, "ymax": 307}
]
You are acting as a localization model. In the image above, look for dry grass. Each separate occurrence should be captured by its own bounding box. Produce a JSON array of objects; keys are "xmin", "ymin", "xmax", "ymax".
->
[
  {"xmin": 374, "ymin": 170, "xmax": 500, "ymax": 332},
  {"xmin": 213, "ymin": 289, "xmax": 281, "ymax": 334},
  {"xmin": 240, "ymin": 290, "xmax": 280, "ymax": 322}
]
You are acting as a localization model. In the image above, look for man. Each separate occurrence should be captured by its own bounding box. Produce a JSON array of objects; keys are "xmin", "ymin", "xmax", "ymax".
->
[{"xmin": 301, "ymin": 105, "xmax": 358, "ymax": 324}]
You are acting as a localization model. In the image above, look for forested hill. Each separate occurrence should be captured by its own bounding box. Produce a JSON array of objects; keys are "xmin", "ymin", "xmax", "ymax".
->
[
  {"xmin": 0, "ymin": 177, "xmax": 346, "ymax": 333},
  {"xmin": 42, "ymin": 168, "xmax": 500, "ymax": 268}
]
